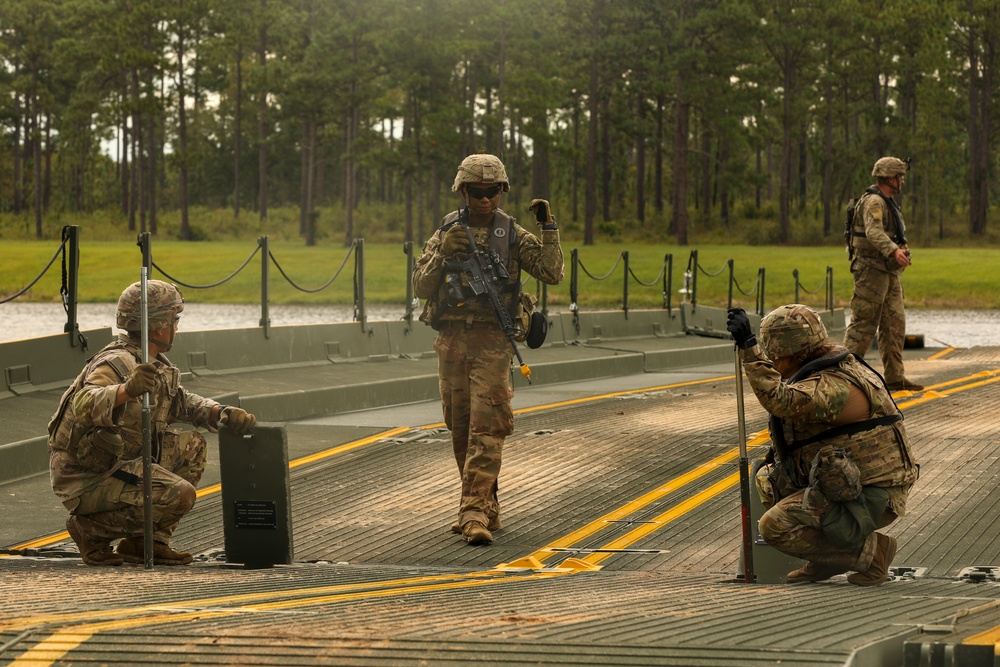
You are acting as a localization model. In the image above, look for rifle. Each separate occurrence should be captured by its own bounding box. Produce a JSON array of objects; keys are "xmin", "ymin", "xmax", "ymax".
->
[{"xmin": 445, "ymin": 208, "xmax": 532, "ymax": 383}]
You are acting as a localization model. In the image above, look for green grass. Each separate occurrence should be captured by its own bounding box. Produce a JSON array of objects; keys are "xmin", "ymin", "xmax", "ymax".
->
[{"xmin": 1, "ymin": 236, "xmax": 996, "ymax": 312}]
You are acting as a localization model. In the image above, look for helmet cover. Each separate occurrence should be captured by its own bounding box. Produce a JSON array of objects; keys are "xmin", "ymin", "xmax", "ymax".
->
[
  {"xmin": 759, "ymin": 304, "xmax": 828, "ymax": 360},
  {"xmin": 871, "ymin": 156, "xmax": 908, "ymax": 179},
  {"xmin": 116, "ymin": 280, "xmax": 184, "ymax": 332},
  {"xmin": 452, "ymin": 153, "xmax": 510, "ymax": 192}
]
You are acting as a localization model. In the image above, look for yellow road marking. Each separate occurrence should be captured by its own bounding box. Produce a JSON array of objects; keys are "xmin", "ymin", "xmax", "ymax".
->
[
  {"xmin": 7, "ymin": 375, "xmax": 733, "ymax": 553},
  {"xmin": 8, "ymin": 367, "xmax": 1000, "ymax": 665},
  {"xmin": 523, "ymin": 431, "xmax": 771, "ymax": 564}
]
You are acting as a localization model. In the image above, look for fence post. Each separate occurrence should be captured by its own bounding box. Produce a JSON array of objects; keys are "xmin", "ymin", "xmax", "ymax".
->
[
  {"xmin": 826, "ymin": 266, "xmax": 834, "ymax": 311},
  {"xmin": 355, "ymin": 238, "xmax": 368, "ymax": 333},
  {"xmin": 137, "ymin": 231, "xmax": 152, "ymax": 272},
  {"xmin": 63, "ymin": 225, "xmax": 81, "ymax": 347},
  {"xmin": 259, "ymin": 236, "xmax": 270, "ymax": 339},
  {"xmin": 727, "ymin": 258, "xmax": 734, "ymax": 308},
  {"xmin": 758, "ymin": 267, "xmax": 766, "ymax": 317},
  {"xmin": 622, "ymin": 250, "xmax": 629, "ymax": 318},
  {"xmin": 793, "ymin": 268, "xmax": 801, "ymax": 303},
  {"xmin": 663, "ymin": 253, "xmax": 673, "ymax": 312},
  {"xmin": 403, "ymin": 241, "xmax": 415, "ymax": 331},
  {"xmin": 570, "ymin": 248, "xmax": 579, "ymax": 334},
  {"xmin": 690, "ymin": 249, "xmax": 698, "ymax": 310}
]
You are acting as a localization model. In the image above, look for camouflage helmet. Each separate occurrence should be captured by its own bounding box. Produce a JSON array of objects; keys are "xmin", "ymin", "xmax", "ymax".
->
[
  {"xmin": 871, "ymin": 156, "xmax": 908, "ymax": 179},
  {"xmin": 759, "ymin": 304, "xmax": 828, "ymax": 360},
  {"xmin": 116, "ymin": 280, "xmax": 184, "ymax": 332},
  {"xmin": 451, "ymin": 153, "xmax": 510, "ymax": 192}
]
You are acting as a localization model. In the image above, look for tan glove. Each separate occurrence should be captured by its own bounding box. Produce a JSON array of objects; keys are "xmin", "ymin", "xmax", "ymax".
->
[
  {"xmin": 220, "ymin": 406, "xmax": 256, "ymax": 435},
  {"xmin": 440, "ymin": 225, "xmax": 470, "ymax": 256},
  {"xmin": 123, "ymin": 362, "xmax": 158, "ymax": 398},
  {"xmin": 528, "ymin": 199, "xmax": 555, "ymax": 227}
]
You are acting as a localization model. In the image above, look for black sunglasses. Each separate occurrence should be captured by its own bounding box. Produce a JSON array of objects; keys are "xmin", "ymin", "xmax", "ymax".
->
[{"xmin": 466, "ymin": 184, "xmax": 503, "ymax": 200}]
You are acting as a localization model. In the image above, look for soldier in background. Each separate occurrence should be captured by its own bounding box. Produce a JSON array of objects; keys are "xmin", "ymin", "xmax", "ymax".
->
[
  {"xmin": 413, "ymin": 153, "xmax": 564, "ymax": 545},
  {"xmin": 844, "ymin": 156, "xmax": 923, "ymax": 392},
  {"xmin": 728, "ymin": 304, "xmax": 919, "ymax": 586},
  {"xmin": 48, "ymin": 280, "xmax": 256, "ymax": 566}
]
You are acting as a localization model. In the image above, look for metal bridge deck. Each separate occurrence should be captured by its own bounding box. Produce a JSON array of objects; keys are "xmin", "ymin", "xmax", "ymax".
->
[{"xmin": 4, "ymin": 347, "xmax": 1000, "ymax": 666}]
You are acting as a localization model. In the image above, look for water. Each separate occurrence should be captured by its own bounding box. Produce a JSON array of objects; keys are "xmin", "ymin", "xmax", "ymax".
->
[
  {"xmin": 0, "ymin": 302, "xmax": 408, "ymax": 344},
  {"xmin": 0, "ymin": 302, "xmax": 997, "ymax": 348}
]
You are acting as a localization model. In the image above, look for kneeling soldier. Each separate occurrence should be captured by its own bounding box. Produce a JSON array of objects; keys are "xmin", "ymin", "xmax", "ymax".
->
[
  {"xmin": 48, "ymin": 280, "xmax": 256, "ymax": 566},
  {"xmin": 728, "ymin": 304, "xmax": 918, "ymax": 586}
]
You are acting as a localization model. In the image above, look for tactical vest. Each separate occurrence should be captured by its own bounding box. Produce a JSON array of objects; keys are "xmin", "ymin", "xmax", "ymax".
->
[
  {"xmin": 430, "ymin": 209, "xmax": 521, "ymax": 326},
  {"xmin": 849, "ymin": 186, "xmax": 908, "ymax": 256},
  {"xmin": 769, "ymin": 350, "xmax": 902, "ymax": 460}
]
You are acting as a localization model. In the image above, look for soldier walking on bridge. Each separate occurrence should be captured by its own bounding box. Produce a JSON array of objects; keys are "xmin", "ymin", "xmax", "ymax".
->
[
  {"xmin": 48, "ymin": 280, "xmax": 256, "ymax": 566},
  {"xmin": 413, "ymin": 153, "xmax": 564, "ymax": 545},
  {"xmin": 728, "ymin": 304, "xmax": 919, "ymax": 586}
]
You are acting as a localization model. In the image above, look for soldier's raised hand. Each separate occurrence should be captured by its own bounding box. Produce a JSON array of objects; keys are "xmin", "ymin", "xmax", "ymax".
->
[{"xmin": 528, "ymin": 199, "xmax": 554, "ymax": 226}]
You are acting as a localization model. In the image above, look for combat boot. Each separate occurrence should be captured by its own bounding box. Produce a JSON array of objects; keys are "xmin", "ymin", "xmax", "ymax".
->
[
  {"xmin": 66, "ymin": 515, "xmax": 123, "ymax": 566},
  {"xmin": 786, "ymin": 562, "xmax": 849, "ymax": 584},
  {"xmin": 452, "ymin": 511, "xmax": 501, "ymax": 534},
  {"xmin": 462, "ymin": 521, "xmax": 493, "ymax": 545},
  {"xmin": 117, "ymin": 537, "xmax": 194, "ymax": 566},
  {"xmin": 887, "ymin": 379, "xmax": 924, "ymax": 392},
  {"xmin": 847, "ymin": 534, "xmax": 897, "ymax": 587}
]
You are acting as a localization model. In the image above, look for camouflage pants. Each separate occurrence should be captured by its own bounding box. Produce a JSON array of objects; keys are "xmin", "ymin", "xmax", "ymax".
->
[
  {"xmin": 758, "ymin": 489, "xmax": 892, "ymax": 572},
  {"xmin": 64, "ymin": 430, "xmax": 207, "ymax": 545},
  {"xmin": 435, "ymin": 323, "xmax": 514, "ymax": 528},
  {"xmin": 844, "ymin": 263, "xmax": 906, "ymax": 384}
]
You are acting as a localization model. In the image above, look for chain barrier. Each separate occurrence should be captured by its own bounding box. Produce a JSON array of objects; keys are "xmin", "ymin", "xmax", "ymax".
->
[
  {"xmin": 685, "ymin": 250, "xmax": 766, "ymax": 316},
  {"xmin": 152, "ymin": 246, "xmax": 261, "ymax": 289},
  {"xmin": 9, "ymin": 232, "xmax": 834, "ymax": 343},
  {"xmin": 568, "ymin": 249, "xmax": 673, "ymax": 331},
  {"xmin": 793, "ymin": 266, "xmax": 834, "ymax": 311},
  {"xmin": 137, "ymin": 233, "xmax": 363, "ymax": 338},
  {"xmin": 0, "ymin": 236, "xmax": 68, "ymax": 305}
]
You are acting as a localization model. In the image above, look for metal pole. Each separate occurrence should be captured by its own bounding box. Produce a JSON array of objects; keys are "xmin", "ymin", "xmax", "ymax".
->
[
  {"xmin": 734, "ymin": 345, "xmax": 754, "ymax": 583},
  {"xmin": 259, "ymin": 236, "xmax": 270, "ymax": 339},
  {"xmin": 64, "ymin": 226, "xmax": 80, "ymax": 347},
  {"xmin": 622, "ymin": 251, "xmax": 629, "ymax": 318},
  {"xmin": 140, "ymin": 267, "xmax": 154, "ymax": 570},
  {"xmin": 403, "ymin": 241, "xmax": 415, "ymax": 331}
]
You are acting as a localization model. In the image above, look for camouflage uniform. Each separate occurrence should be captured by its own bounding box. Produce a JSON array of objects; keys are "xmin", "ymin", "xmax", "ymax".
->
[
  {"xmin": 844, "ymin": 161, "xmax": 911, "ymax": 385},
  {"xmin": 414, "ymin": 208, "xmax": 563, "ymax": 532},
  {"xmin": 49, "ymin": 336, "xmax": 220, "ymax": 547},
  {"xmin": 741, "ymin": 339, "xmax": 918, "ymax": 573}
]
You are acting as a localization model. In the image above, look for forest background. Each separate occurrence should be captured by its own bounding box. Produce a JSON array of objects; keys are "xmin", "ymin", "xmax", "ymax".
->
[{"xmin": 2, "ymin": 0, "xmax": 1000, "ymax": 311}]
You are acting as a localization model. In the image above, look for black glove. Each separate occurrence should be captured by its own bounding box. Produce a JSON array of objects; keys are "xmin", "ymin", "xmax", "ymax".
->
[
  {"xmin": 124, "ymin": 362, "xmax": 158, "ymax": 398},
  {"xmin": 440, "ymin": 225, "xmax": 470, "ymax": 256},
  {"xmin": 726, "ymin": 307, "xmax": 756, "ymax": 349},
  {"xmin": 221, "ymin": 406, "xmax": 256, "ymax": 435},
  {"xmin": 528, "ymin": 199, "xmax": 556, "ymax": 228}
]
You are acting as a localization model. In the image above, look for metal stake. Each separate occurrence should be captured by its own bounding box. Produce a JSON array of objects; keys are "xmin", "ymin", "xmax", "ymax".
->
[
  {"xmin": 735, "ymin": 344, "xmax": 755, "ymax": 583},
  {"xmin": 140, "ymin": 267, "xmax": 154, "ymax": 570}
]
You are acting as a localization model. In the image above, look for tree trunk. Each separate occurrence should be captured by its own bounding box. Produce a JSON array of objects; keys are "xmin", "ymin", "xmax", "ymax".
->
[
  {"xmin": 178, "ymin": 23, "xmax": 190, "ymax": 240},
  {"xmin": 635, "ymin": 91, "xmax": 646, "ymax": 224},
  {"xmin": 234, "ymin": 45, "xmax": 242, "ymax": 216},
  {"xmin": 822, "ymin": 81, "xmax": 833, "ymax": 236},
  {"xmin": 257, "ymin": 0, "xmax": 269, "ymax": 221},
  {"xmin": 584, "ymin": 2, "xmax": 600, "ymax": 245},
  {"xmin": 672, "ymin": 98, "xmax": 690, "ymax": 245}
]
